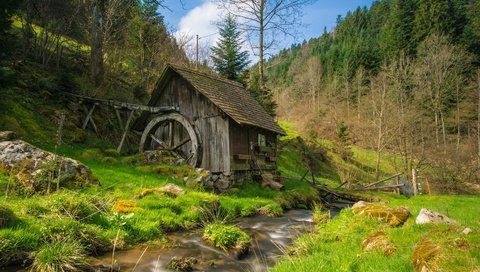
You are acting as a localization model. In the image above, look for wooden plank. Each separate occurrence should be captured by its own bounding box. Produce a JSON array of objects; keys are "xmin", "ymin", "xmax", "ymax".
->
[
  {"xmin": 65, "ymin": 92, "xmax": 178, "ymax": 113},
  {"xmin": 81, "ymin": 103, "xmax": 98, "ymax": 133},
  {"xmin": 117, "ymin": 110, "xmax": 135, "ymax": 153},
  {"xmin": 234, "ymin": 154, "xmax": 252, "ymax": 160},
  {"xmin": 267, "ymin": 156, "xmax": 277, "ymax": 162}
]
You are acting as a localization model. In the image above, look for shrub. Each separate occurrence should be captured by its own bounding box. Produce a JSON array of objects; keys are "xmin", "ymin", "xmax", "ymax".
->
[
  {"xmin": 31, "ymin": 239, "xmax": 89, "ymax": 272},
  {"xmin": 203, "ymin": 223, "xmax": 251, "ymax": 252}
]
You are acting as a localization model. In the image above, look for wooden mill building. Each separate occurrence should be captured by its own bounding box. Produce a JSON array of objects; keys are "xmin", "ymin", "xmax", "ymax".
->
[{"xmin": 133, "ymin": 64, "xmax": 285, "ymax": 177}]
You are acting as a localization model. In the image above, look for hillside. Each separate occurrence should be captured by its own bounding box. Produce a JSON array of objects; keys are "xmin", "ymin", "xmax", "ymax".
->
[{"xmin": 264, "ymin": 0, "xmax": 480, "ymax": 193}]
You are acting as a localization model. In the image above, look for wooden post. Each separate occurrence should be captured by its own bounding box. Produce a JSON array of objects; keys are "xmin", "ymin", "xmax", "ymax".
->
[
  {"xmin": 81, "ymin": 103, "xmax": 98, "ymax": 133},
  {"xmin": 195, "ymin": 34, "xmax": 199, "ymax": 70},
  {"xmin": 117, "ymin": 110, "xmax": 135, "ymax": 153},
  {"xmin": 412, "ymin": 168, "xmax": 418, "ymax": 196}
]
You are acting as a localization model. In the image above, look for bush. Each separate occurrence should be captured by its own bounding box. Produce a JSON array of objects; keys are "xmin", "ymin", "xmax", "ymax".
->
[
  {"xmin": 31, "ymin": 239, "xmax": 89, "ymax": 272},
  {"xmin": 69, "ymin": 128, "xmax": 87, "ymax": 143},
  {"xmin": 203, "ymin": 223, "xmax": 251, "ymax": 252}
]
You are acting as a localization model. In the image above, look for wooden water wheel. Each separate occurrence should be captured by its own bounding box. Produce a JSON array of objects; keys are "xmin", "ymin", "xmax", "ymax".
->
[{"xmin": 139, "ymin": 113, "xmax": 201, "ymax": 167}]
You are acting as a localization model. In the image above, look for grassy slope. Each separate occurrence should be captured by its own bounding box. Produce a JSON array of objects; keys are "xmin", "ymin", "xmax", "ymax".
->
[{"xmin": 272, "ymin": 194, "xmax": 480, "ymax": 272}]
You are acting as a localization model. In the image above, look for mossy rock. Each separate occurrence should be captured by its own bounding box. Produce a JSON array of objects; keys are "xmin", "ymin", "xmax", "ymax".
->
[
  {"xmin": 361, "ymin": 231, "xmax": 396, "ymax": 256},
  {"xmin": 352, "ymin": 201, "xmax": 410, "ymax": 227},
  {"xmin": 412, "ymin": 238, "xmax": 442, "ymax": 272},
  {"xmin": 167, "ymin": 256, "xmax": 197, "ymax": 271}
]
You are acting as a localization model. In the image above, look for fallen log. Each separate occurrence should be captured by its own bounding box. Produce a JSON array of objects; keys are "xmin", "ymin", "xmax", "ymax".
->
[{"xmin": 364, "ymin": 173, "xmax": 403, "ymax": 188}]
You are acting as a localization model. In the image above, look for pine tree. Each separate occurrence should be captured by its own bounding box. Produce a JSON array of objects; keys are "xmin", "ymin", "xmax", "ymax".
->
[{"xmin": 211, "ymin": 15, "xmax": 250, "ymax": 80}]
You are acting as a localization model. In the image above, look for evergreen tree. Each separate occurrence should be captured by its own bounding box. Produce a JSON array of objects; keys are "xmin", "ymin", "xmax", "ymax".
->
[{"xmin": 211, "ymin": 15, "xmax": 250, "ymax": 80}]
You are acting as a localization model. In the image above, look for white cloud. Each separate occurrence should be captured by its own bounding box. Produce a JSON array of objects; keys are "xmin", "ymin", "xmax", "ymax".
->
[{"xmin": 174, "ymin": 1, "xmax": 222, "ymax": 63}]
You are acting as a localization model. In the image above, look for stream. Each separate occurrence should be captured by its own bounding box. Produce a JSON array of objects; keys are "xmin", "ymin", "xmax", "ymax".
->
[
  {"xmin": 91, "ymin": 209, "xmax": 323, "ymax": 272},
  {"xmin": 4, "ymin": 209, "xmax": 333, "ymax": 272}
]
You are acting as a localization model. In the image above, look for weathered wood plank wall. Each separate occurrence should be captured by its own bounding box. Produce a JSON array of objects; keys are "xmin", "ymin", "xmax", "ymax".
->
[{"xmin": 152, "ymin": 76, "xmax": 230, "ymax": 173}]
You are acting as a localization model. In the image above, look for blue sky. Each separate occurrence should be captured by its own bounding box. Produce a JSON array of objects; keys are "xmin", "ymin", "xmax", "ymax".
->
[{"xmin": 161, "ymin": 1, "xmax": 375, "ymax": 58}]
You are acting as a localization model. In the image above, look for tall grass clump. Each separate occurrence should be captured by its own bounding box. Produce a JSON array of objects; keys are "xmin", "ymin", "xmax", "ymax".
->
[
  {"xmin": 203, "ymin": 223, "xmax": 251, "ymax": 253},
  {"xmin": 31, "ymin": 239, "xmax": 88, "ymax": 272}
]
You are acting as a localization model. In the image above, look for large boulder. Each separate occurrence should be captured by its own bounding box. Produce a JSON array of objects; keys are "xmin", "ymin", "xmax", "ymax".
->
[
  {"xmin": 0, "ymin": 140, "xmax": 99, "ymax": 193},
  {"xmin": 415, "ymin": 208, "xmax": 458, "ymax": 225},
  {"xmin": 352, "ymin": 201, "xmax": 410, "ymax": 227}
]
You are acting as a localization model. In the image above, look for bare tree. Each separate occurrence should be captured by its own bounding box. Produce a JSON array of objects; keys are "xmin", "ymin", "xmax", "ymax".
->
[{"xmin": 214, "ymin": 0, "xmax": 314, "ymax": 91}]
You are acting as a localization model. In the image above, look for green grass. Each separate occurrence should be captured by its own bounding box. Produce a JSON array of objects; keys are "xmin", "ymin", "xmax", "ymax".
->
[
  {"xmin": 272, "ymin": 194, "xmax": 480, "ymax": 272},
  {"xmin": 203, "ymin": 223, "xmax": 251, "ymax": 251}
]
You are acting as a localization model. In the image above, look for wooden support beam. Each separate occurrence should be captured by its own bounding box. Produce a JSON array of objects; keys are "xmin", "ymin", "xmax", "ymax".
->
[
  {"xmin": 81, "ymin": 103, "xmax": 98, "ymax": 133},
  {"xmin": 117, "ymin": 110, "xmax": 135, "ymax": 153},
  {"xmin": 114, "ymin": 107, "xmax": 124, "ymax": 129}
]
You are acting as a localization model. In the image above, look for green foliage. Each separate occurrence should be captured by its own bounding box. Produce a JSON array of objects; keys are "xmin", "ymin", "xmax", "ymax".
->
[
  {"xmin": 211, "ymin": 15, "xmax": 250, "ymax": 80},
  {"xmin": 203, "ymin": 223, "xmax": 251, "ymax": 251},
  {"xmin": 31, "ymin": 239, "xmax": 88, "ymax": 272}
]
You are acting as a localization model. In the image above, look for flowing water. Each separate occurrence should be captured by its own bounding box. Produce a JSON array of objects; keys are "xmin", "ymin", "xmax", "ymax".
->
[
  {"xmin": 91, "ymin": 209, "xmax": 320, "ymax": 272},
  {"xmin": 4, "ymin": 209, "xmax": 333, "ymax": 272}
]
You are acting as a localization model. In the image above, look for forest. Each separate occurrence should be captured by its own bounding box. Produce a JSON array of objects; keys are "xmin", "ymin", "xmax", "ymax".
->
[
  {"xmin": 266, "ymin": 0, "xmax": 480, "ymax": 192},
  {"xmin": 0, "ymin": 0, "xmax": 479, "ymax": 272}
]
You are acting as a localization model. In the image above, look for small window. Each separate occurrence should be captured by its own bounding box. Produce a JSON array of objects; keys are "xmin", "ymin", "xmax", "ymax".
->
[{"xmin": 258, "ymin": 134, "xmax": 266, "ymax": 147}]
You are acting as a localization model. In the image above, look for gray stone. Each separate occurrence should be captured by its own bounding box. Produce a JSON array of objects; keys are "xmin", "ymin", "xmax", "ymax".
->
[
  {"xmin": 462, "ymin": 227, "xmax": 472, "ymax": 234},
  {"xmin": 158, "ymin": 183, "xmax": 186, "ymax": 197},
  {"xmin": 0, "ymin": 140, "xmax": 99, "ymax": 193},
  {"xmin": 415, "ymin": 208, "xmax": 458, "ymax": 225}
]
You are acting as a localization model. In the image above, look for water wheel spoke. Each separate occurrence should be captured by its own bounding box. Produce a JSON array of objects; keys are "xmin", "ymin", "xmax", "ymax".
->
[
  {"xmin": 150, "ymin": 134, "xmax": 171, "ymax": 150},
  {"xmin": 172, "ymin": 138, "xmax": 191, "ymax": 151}
]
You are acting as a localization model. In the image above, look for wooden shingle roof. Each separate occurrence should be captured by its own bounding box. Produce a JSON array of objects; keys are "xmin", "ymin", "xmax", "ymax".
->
[{"xmin": 140, "ymin": 64, "xmax": 285, "ymax": 135}]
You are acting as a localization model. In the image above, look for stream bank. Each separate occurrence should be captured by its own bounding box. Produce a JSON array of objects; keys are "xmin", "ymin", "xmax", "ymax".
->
[{"xmin": 91, "ymin": 209, "xmax": 334, "ymax": 272}]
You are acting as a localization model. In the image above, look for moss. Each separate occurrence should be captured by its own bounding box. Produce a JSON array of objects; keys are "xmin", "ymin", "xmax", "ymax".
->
[
  {"xmin": 103, "ymin": 148, "xmax": 120, "ymax": 157},
  {"xmin": 79, "ymin": 148, "xmax": 104, "ymax": 161},
  {"xmin": 112, "ymin": 200, "xmax": 137, "ymax": 213},
  {"xmin": 412, "ymin": 238, "xmax": 442, "ymax": 272}
]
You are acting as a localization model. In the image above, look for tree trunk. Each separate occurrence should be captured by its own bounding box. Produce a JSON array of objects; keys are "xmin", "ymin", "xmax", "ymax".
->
[
  {"xmin": 258, "ymin": 0, "xmax": 265, "ymax": 91},
  {"xmin": 91, "ymin": 0, "xmax": 105, "ymax": 87},
  {"xmin": 440, "ymin": 110, "xmax": 447, "ymax": 155}
]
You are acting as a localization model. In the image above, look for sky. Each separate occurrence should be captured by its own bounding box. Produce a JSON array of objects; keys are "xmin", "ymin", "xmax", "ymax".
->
[{"xmin": 160, "ymin": 0, "xmax": 375, "ymax": 59}]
